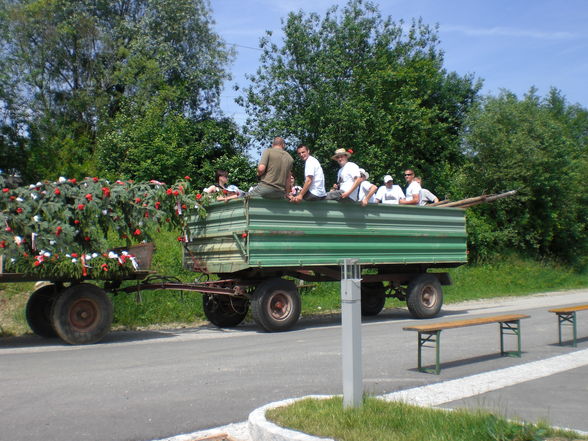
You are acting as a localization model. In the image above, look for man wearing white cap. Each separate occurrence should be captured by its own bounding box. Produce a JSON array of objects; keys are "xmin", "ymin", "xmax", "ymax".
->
[{"xmin": 375, "ymin": 174, "xmax": 405, "ymax": 204}]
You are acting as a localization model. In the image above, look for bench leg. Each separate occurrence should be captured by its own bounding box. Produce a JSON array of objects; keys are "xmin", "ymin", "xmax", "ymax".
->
[
  {"xmin": 500, "ymin": 320, "xmax": 522, "ymax": 357},
  {"xmin": 556, "ymin": 312, "xmax": 577, "ymax": 347},
  {"xmin": 417, "ymin": 330, "xmax": 441, "ymax": 374}
]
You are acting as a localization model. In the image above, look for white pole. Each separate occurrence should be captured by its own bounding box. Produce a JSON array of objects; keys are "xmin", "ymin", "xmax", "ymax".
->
[{"xmin": 341, "ymin": 258, "xmax": 362, "ymax": 408}]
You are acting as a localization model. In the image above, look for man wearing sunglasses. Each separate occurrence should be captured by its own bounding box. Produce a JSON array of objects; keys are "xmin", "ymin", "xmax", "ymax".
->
[{"xmin": 399, "ymin": 169, "xmax": 421, "ymax": 205}]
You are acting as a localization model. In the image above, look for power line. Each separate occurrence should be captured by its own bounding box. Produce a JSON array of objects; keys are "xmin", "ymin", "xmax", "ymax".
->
[{"xmin": 229, "ymin": 42, "xmax": 263, "ymax": 51}]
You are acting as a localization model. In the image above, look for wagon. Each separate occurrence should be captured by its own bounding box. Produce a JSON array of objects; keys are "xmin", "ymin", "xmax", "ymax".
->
[
  {"xmin": 181, "ymin": 198, "xmax": 467, "ymax": 332},
  {"xmin": 2, "ymin": 198, "xmax": 467, "ymax": 344}
]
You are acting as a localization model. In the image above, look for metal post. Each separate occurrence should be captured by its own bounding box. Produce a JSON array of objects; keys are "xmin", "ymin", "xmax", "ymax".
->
[{"xmin": 341, "ymin": 258, "xmax": 362, "ymax": 408}]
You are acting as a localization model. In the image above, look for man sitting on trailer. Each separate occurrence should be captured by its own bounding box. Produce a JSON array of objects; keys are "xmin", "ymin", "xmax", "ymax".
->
[
  {"xmin": 248, "ymin": 137, "xmax": 294, "ymax": 199},
  {"xmin": 290, "ymin": 145, "xmax": 326, "ymax": 202},
  {"xmin": 399, "ymin": 169, "xmax": 421, "ymax": 205},
  {"xmin": 375, "ymin": 175, "xmax": 405, "ymax": 205},
  {"xmin": 414, "ymin": 176, "xmax": 439, "ymax": 205},
  {"xmin": 325, "ymin": 148, "xmax": 362, "ymax": 202}
]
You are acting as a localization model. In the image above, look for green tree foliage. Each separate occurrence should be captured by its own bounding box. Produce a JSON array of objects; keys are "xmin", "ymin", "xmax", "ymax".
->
[
  {"xmin": 461, "ymin": 88, "xmax": 588, "ymax": 266},
  {"xmin": 0, "ymin": 0, "xmax": 246, "ymax": 186},
  {"xmin": 237, "ymin": 0, "xmax": 480, "ymax": 189}
]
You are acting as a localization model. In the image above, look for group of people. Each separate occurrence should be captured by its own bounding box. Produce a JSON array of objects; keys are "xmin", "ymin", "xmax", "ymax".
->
[{"xmin": 203, "ymin": 137, "xmax": 439, "ymax": 206}]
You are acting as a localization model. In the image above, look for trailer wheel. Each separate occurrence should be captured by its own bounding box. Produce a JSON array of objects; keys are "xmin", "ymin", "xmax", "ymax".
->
[
  {"xmin": 26, "ymin": 284, "xmax": 61, "ymax": 338},
  {"xmin": 252, "ymin": 278, "xmax": 301, "ymax": 332},
  {"xmin": 51, "ymin": 283, "xmax": 113, "ymax": 345},
  {"xmin": 406, "ymin": 274, "xmax": 443, "ymax": 319},
  {"xmin": 203, "ymin": 294, "xmax": 249, "ymax": 327},
  {"xmin": 361, "ymin": 282, "xmax": 386, "ymax": 316}
]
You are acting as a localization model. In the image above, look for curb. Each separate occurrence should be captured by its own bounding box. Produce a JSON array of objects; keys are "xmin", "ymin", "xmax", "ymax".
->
[{"xmin": 248, "ymin": 395, "xmax": 335, "ymax": 441}]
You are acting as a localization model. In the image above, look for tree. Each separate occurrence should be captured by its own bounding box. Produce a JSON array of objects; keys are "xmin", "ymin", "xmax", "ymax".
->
[
  {"xmin": 460, "ymin": 88, "xmax": 588, "ymax": 266},
  {"xmin": 237, "ymin": 0, "xmax": 480, "ymax": 190},
  {"xmin": 0, "ymin": 0, "xmax": 238, "ymax": 184}
]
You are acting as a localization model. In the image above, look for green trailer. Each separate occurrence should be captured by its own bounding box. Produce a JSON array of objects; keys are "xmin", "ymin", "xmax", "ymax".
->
[{"xmin": 182, "ymin": 198, "xmax": 467, "ymax": 332}]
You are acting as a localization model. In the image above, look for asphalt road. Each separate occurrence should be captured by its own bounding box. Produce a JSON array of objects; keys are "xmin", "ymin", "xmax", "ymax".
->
[{"xmin": 2, "ymin": 288, "xmax": 588, "ymax": 441}]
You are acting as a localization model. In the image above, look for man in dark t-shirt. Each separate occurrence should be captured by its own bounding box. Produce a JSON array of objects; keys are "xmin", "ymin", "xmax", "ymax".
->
[{"xmin": 248, "ymin": 137, "xmax": 293, "ymax": 199}]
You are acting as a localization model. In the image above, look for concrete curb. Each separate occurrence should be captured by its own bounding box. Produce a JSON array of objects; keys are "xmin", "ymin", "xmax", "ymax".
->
[{"xmin": 248, "ymin": 395, "xmax": 335, "ymax": 441}]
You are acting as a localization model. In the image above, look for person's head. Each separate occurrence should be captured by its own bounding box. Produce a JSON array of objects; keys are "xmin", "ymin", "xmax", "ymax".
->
[
  {"xmin": 359, "ymin": 168, "xmax": 369, "ymax": 181},
  {"xmin": 331, "ymin": 148, "xmax": 351, "ymax": 167},
  {"xmin": 215, "ymin": 169, "xmax": 229, "ymax": 185},
  {"xmin": 414, "ymin": 176, "xmax": 422, "ymax": 185},
  {"xmin": 404, "ymin": 169, "xmax": 415, "ymax": 184},
  {"xmin": 383, "ymin": 175, "xmax": 394, "ymax": 188},
  {"xmin": 296, "ymin": 145, "xmax": 310, "ymax": 161},
  {"xmin": 272, "ymin": 137, "xmax": 286, "ymax": 149}
]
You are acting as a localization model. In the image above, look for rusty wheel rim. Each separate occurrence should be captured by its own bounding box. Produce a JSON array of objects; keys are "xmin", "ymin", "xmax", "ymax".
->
[
  {"xmin": 68, "ymin": 298, "xmax": 100, "ymax": 331},
  {"xmin": 268, "ymin": 292, "xmax": 292, "ymax": 321},
  {"xmin": 421, "ymin": 285, "xmax": 438, "ymax": 309}
]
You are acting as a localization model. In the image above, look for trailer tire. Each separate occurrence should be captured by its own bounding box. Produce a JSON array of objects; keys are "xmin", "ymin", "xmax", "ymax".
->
[
  {"xmin": 252, "ymin": 278, "xmax": 301, "ymax": 332},
  {"xmin": 406, "ymin": 274, "xmax": 443, "ymax": 319},
  {"xmin": 361, "ymin": 282, "xmax": 386, "ymax": 316},
  {"xmin": 26, "ymin": 284, "xmax": 61, "ymax": 338},
  {"xmin": 203, "ymin": 294, "xmax": 249, "ymax": 328},
  {"xmin": 51, "ymin": 283, "xmax": 113, "ymax": 345}
]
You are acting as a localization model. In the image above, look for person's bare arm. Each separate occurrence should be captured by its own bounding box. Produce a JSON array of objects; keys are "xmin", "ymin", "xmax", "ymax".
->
[
  {"xmin": 341, "ymin": 176, "xmax": 362, "ymax": 199},
  {"xmin": 292, "ymin": 175, "xmax": 312, "ymax": 203},
  {"xmin": 361, "ymin": 184, "xmax": 378, "ymax": 207}
]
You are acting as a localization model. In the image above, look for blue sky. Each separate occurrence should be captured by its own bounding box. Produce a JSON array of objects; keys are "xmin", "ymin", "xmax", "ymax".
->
[{"xmin": 210, "ymin": 0, "xmax": 588, "ymax": 126}]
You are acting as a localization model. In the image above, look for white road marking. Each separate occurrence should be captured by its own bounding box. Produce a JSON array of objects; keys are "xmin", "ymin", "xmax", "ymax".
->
[{"xmin": 381, "ymin": 348, "xmax": 588, "ymax": 407}]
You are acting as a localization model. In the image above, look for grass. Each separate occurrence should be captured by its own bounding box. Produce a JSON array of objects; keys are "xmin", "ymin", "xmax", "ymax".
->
[
  {"xmin": 267, "ymin": 396, "xmax": 587, "ymax": 441},
  {"xmin": 1, "ymin": 230, "xmax": 588, "ymax": 337}
]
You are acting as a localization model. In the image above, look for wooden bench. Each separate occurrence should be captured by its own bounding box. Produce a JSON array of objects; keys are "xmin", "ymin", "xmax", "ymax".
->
[
  {"xmin": 403, "ymin": 314, "xmax": 530, "ymax": 374},
  {"xmin": 549, "ymin": 304, "xmax": 588, "ymax": 347}
]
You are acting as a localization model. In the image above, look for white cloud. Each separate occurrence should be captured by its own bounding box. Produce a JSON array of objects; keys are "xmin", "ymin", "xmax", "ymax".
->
[{"xmin": 442, "ymin": 25, "xmax": 577, "ymax": 40}]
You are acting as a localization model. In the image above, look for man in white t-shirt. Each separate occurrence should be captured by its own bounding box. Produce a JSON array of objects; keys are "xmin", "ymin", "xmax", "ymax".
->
[
  {"xmin": 290, "ymin": 145, "xmax": 326, "ymax": 202},
  {"xmin": 399, "ymin": 168, "xmax": 421, "ymax": 205},
  {"xmin": 357, "ymin": 169, "xmax": 378, "ymax": 206},
  {"xmin": 374, "ymin": 175, "xmax": 405, "ymax": 205},
  {"xmin": 414, "ymin": 176, "xmax": 439, "ymax": 206},
  {"xmin": 325, "ymin": 148, "xmax": 362, "ymax": 201}
]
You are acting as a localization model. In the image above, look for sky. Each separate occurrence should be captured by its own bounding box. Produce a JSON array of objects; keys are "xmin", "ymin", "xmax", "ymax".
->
[{"xmin": 209, "ymin": 0, "xmax": 588, "ymax": 127}]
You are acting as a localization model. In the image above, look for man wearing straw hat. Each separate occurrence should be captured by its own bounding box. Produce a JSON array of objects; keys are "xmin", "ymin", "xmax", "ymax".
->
[{"xmin": 325, "ymin": 148, "xmax": 363, "ymax": 201}]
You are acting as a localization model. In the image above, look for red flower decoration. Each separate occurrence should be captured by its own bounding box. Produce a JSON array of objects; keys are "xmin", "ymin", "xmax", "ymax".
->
[
  {"xmin": 16, "ymin": 207, "xmax": 23, "ymax": 213},
  {"xmin": 347, "ymin": 149, "xmax": 354, "ymax": 154},
  {"xmin": 177, "ymin": 236, "xmax": 184, "ymax": 242},
  {"xmin": 85, "ymin": 193, "xmax": 93, "ymax": 201},
  {"xmin": 241, "ymin": 233, "xmax": 248, "ymax": 238},
  {"xmin": 34, "ymin": 260, "xmax": 41, "ymax": 267},
  {"xmin": 77, "ymin": 204, "xmax": 85, "ymax": 210},
  {"xmin": 223, "ymin": 189, "xmax": 228, "ymax": 195},
  {"xmin": 68, "ymin": 178, "xmax": 77, "ymax": 184},
  {"xmin": 133, "ymin": 229, "xmax": 141, "ymax": 236},
  {"xmin": 5, "ymin": 226, "xmax": 11, "ymax": 232},
  {"xmin": 155, "ymin": 201, "xmax": 161, "ymax": 209},
  {"xmin": 54, "ymin": 188, "xmax": 61, "ymax": 195},
  {"xmin": 184, "ymin": 176, "xmax": 191, "ymax": 180},
  {"xmin": 56, "ymin": 226, "xmax": 63, "ymax": 236},
  {"xmin": 92, "ymin": 177, "xmax": 99, "ymax": 182},
  {"xmin": 196, "ymin": 194, "xmax": 202, "ymax": 200},
  {"xmin": 84, "ymin": 236, "xmax": 91, "ymax": 241},
  {"xmin": 0, "ymin": 241, "xmax": 6, "ymax": 248},
  {"xmin": 71, "ymin": 253, "xmax": 78, "ymax": 258},
  {"xmin": 166, "ymin": 188, "xmax": 173, "ymax": 195},
  {"xmin": 2, "ymin": 188, "xmax": 9, "ymax": 193},
  {"xmin": 135, "ymin": 197, "xmax": 141, "ymax": 203},
  {"xmin": 9, "ymin": 195, "xmax": 15, "ymax": 201},
  {"xmin": 172, "ymin": 190, "xmax": 179, "ymax": 196},
  {"xmin": 74, "ymin": 219, "xmax": 80, "ymax": 225},
  {"xmin": 144, "ymin": 212, "xmax": 149, "ymax": 218},
  {"xmin": 101, "ymin": 263, "xmax": 109, "ymax": 272},
  {"xmin": 102, "ymin": 187, "xmax": 110, "ymax": 197}
]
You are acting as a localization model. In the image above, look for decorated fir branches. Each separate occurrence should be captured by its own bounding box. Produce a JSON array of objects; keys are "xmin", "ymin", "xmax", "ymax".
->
[{"xmin": 0, "ymin": 175, "xmax": 207, "ymax": 279}]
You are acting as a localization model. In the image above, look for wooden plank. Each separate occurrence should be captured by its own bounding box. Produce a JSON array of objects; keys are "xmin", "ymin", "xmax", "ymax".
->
[
  {"xmin": 403, "ymin": 314, "xmax": 530, "ymax": 332},
  {"xmin": 549, "ymin": 304, "xmax": 588, "ymax": 314}
]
